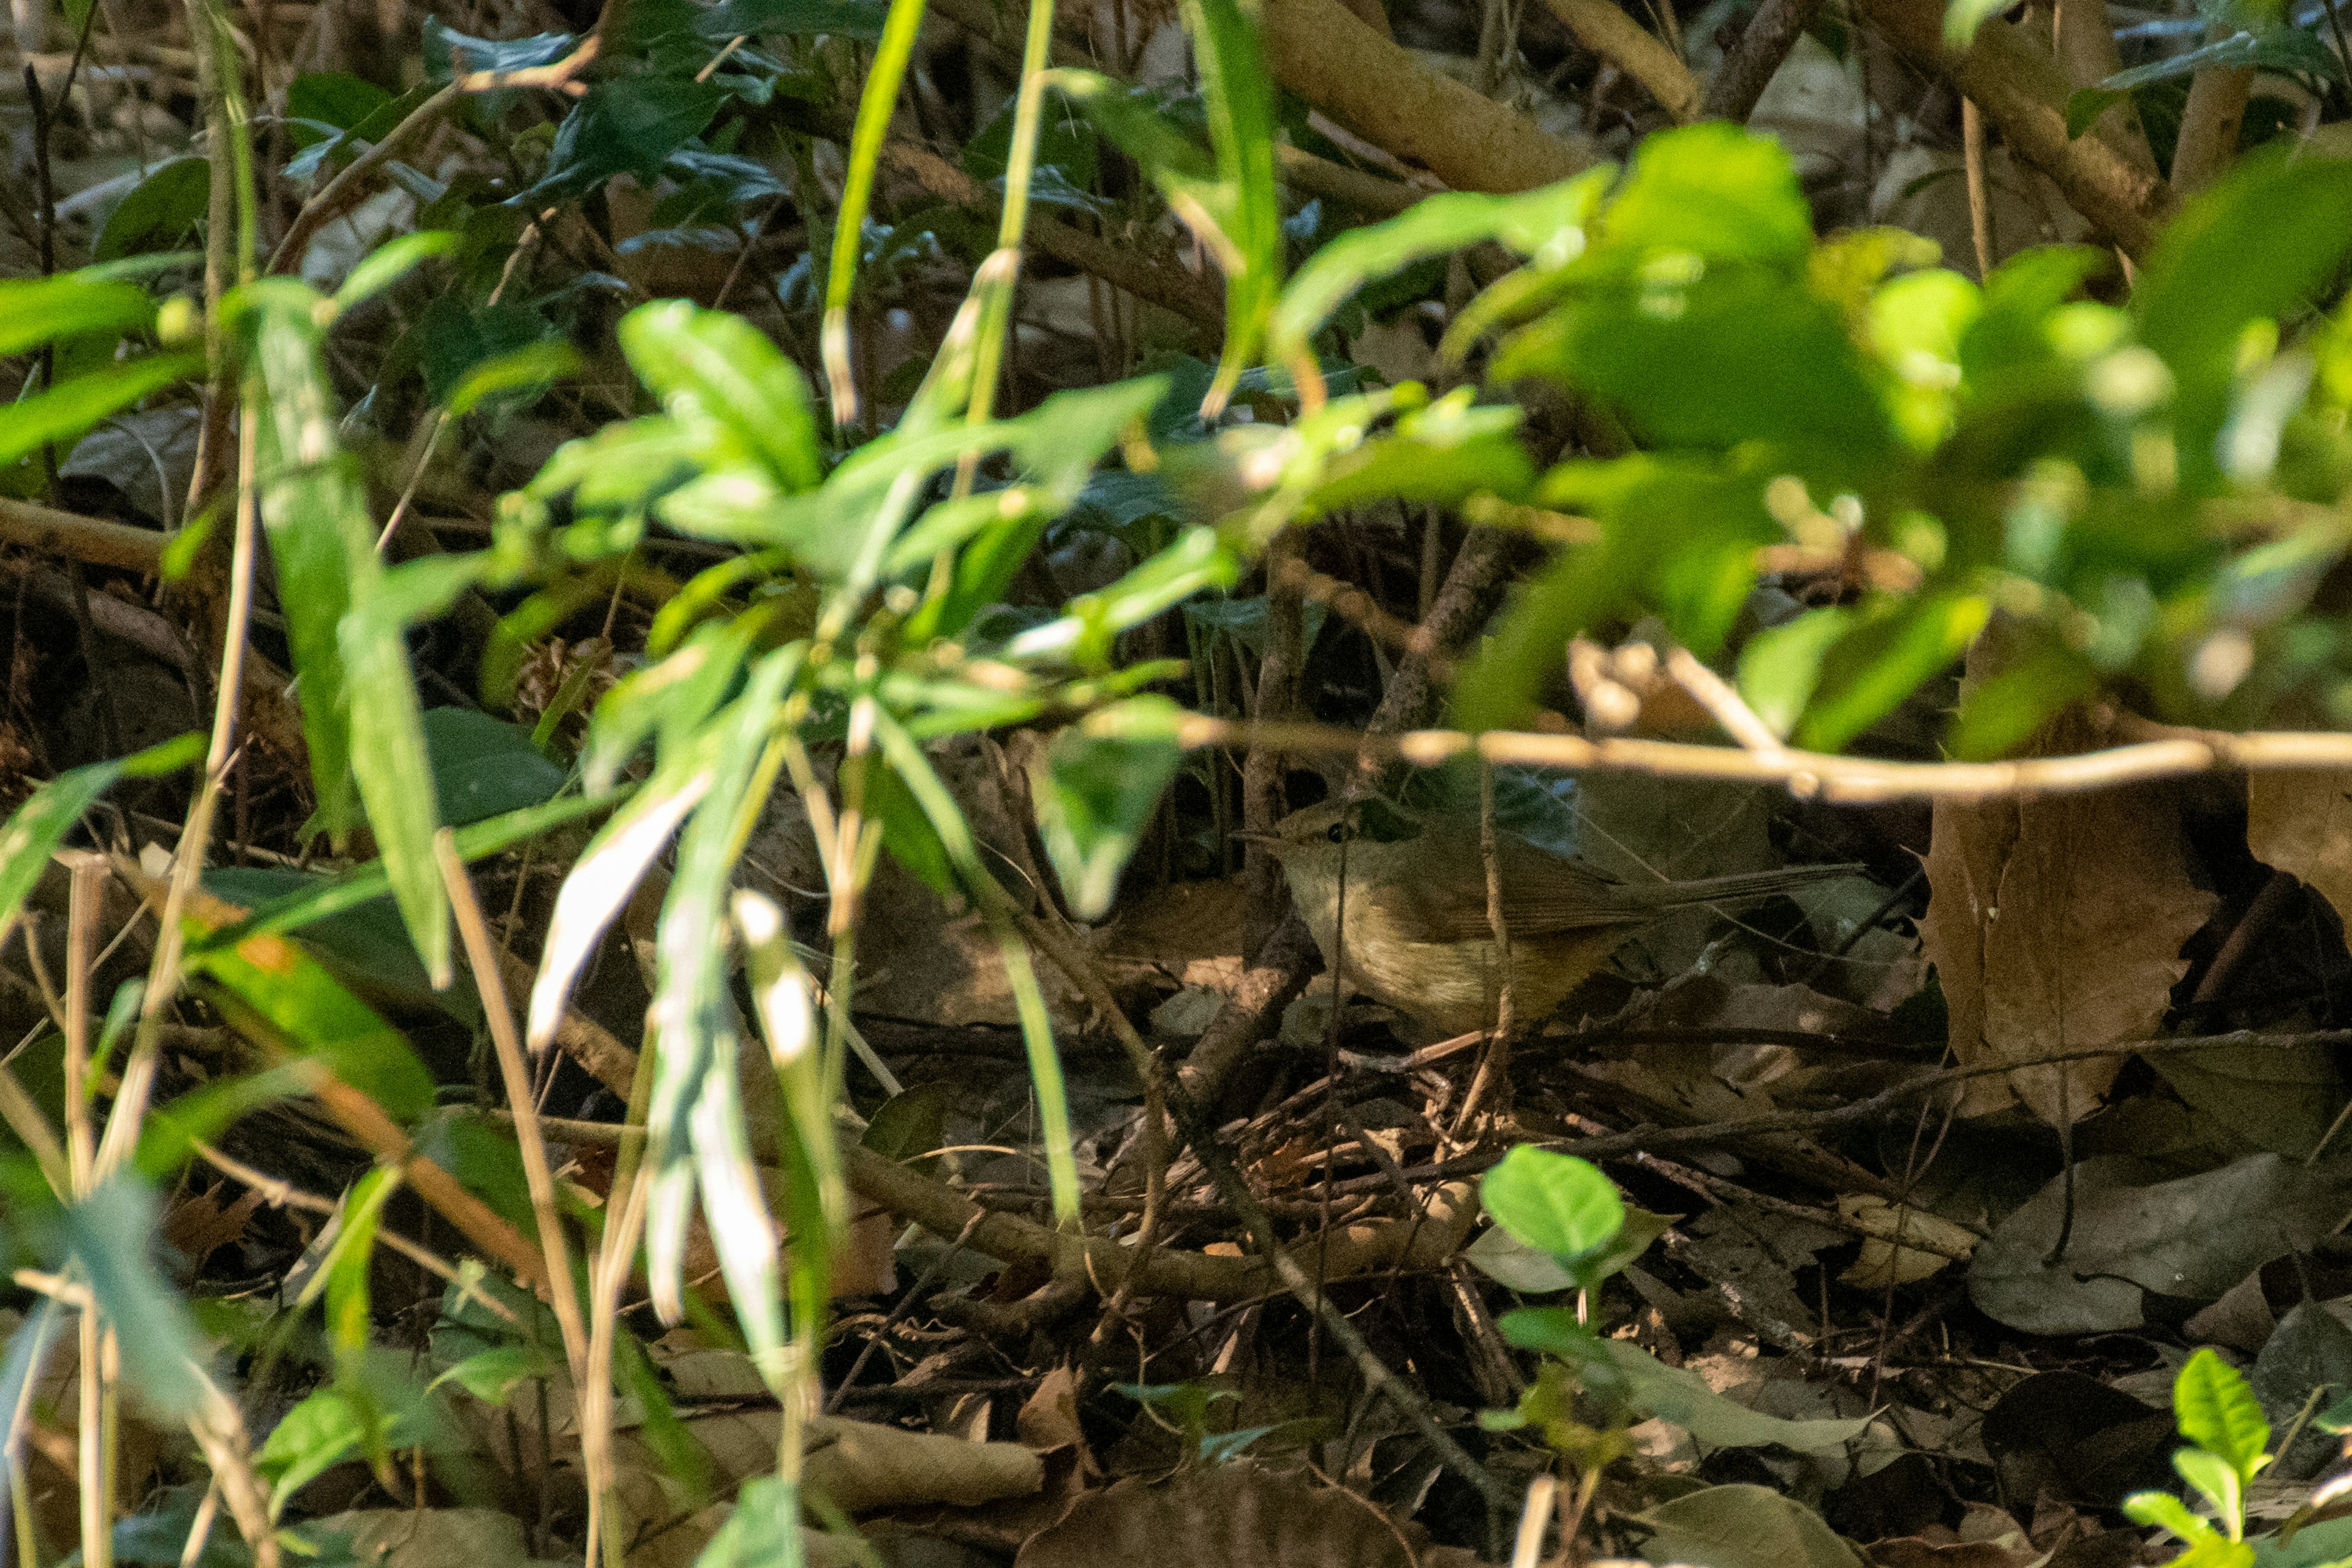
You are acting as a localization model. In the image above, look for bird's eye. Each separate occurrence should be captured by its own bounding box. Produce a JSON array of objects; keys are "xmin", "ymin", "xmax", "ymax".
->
[{"xmin": 1325, "ymin": 821, "xmax": 1349, "ymax": 843}]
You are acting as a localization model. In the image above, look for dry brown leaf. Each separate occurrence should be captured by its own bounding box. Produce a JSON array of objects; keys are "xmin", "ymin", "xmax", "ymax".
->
[
  {"xmin": 1012, "ymin": 1461, "xmax": 1480, "ymax": 1568},
  {"xmin": 1837, "ymin": 1196, "xmax": 1976, "ymax": 1287},
  {"xmin": 1920, "ymin": 707, "xmax": 2216, "ymax": 1126},
  {"xmin": 2248, "ymin": 770, "xmax": 2352, "ymax": 926},
  {"xmin": 1016, "ymin": 1367, "xmax": 1099, "ymax": 1477},
  {"xmin": 162, "ymin": 1184, "xmax": 265, "ymax": 1278},
  {"xmin": 309, "ymin": 1507, "xmax": 560, "ymax": 1568}
]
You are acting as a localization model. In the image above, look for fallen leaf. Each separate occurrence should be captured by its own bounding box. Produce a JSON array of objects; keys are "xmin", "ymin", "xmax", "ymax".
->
[
  {"xmin": 1589, "ymin": 1340, "xmax": 1871, "ymax": 1453},
  {"xmin": 306, "ymin": 1507, "xmax": 564, "ymax": 1568},
  {"xmin": 1635, "ymin": 1483, "xmax": 1865, "ymax": 1568},
  {"xmin": 1012, "ymin": 1461, "xmax": 1479, "ymax": 1568},
  {"xmin": 1970, "ymin": 1153, "xmax": 2352, "ymax": 1334},
  {"xmin": 2249, "ymin": 771, "xmax": 2352, "ymax": 929},
  {"xmin": 1920, "ymin": 704, "xmax": 2216, "ymax": 1127},
  {"xmin": 160, "ymin": 1185, "xmax": 265, "ymax": 1280},
  {"xmin": 1838, "ymin": 1196, "xmax": 1975, "ymax": 1287}
]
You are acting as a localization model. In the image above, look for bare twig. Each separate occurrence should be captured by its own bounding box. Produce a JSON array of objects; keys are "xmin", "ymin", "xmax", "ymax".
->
[
  {"xmin": 1855, "ymin": 0, "xmax": 2175, "ymax": 257},
  {"xmin": 436, "ymin": 831, "xmax": 590, "ymax": 1376},
  {"xmin": 1540, "ymin": 0, "xmax": 1701, "ymax": 120},
  {"xmin": 1177, "ymin": 712, "xmax": 2352, "ymax": 802},
  {"xmin": 1702, "ymin": 0, "xmax": 1824, "ymax": 121}
]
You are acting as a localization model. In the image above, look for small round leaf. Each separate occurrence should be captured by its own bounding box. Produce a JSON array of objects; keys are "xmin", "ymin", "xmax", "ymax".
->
[{"xmin": 1479, "ymin": 1145, "xmax": 1626, "ymax": 1264}]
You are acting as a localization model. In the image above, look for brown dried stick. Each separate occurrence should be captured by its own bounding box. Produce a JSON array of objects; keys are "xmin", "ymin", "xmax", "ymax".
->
[
  {"xmin": 1177, "ymin": 712, "xmax": 2352, "ymax": 804},
  {"xmin": 1855, "ymin": 0, "xmax": 2176, "ymax": 257}
]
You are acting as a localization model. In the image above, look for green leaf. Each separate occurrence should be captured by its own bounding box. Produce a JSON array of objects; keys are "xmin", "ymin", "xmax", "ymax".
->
[
  {"xmin": 95, "ymin": 159, "xmax": 211, "ymax": 263},
  {"xmin": 2136, "ymin": 150, "xmax": 2352, "ymax": 488},
  {"xmin": 66, "ymin": 1178, "xmax": 213, "ymax": 1419},
  {"xmin": 1177, "ymin": 0, "xmax": 1283, "ymax": 406},
  {"xmin": 2176, "ymin": 1444, "xmax": 2246, "ymax": 1531},
  {"xmin": 334, "ymin": 230, "xmax": 457, "ymax": 311},
  {"xmin": 1501, "ymin": 271, "xmax": 1891, "ymax": 459},
  {"xmin": 619, "ymin": 301, "xmax": 824, "ymax": 492},
  {"xmin": 2065, "ymin": 87, "xmax": 2133, "ymax": 140},
  {"xmin": 243, "ymin": 277, "xmax": 449, "ymax": 985},
  {"xmin": 0, "ymin": 272, "xmax": 157, "ymax": 357},
  {"xmin": 2097, "ymin": 26, "xmax": 2342, "ymax": 92},
  {"xmin": 2127, "ymin": 1489, "xmax": 2220, "ymax": 1544},
  {"xmin": 2176, "ymin": 1346, "xmax": 2272, "ymax": 1482},
  {"xmin": 1598, "ymin": 123, "xmax": 1813, "ymax": 270},
  {"xmin": 1792, "ymin": 593, "xmax": 1989, "ymax": 753},
  {"xmin": 420, "ymin": 707, "xmax": 568, "ymax": 827},
  {"xmin": 535, "ymin": 77, "xmax": 726, "ymax": 197},
  {"xmin": 421, "ymin": 17, "xmax": 575, "ymax": 80},
  {"xmin": 1738, "ymin": 608, "xmax": 1853, "ymax": 741},
  {"xmin": 1479, "ymin": 1145, "xmax": 1626, "ymax": 1265},
  {"xmin": 0, "ymin": 732, "xmax": 202, "ymax": 946},
  {"xmin": 644, "ymin": 647, "xmax": 799, "ymax": 1383},
  {"xmin": 699, "ymin": 0, "xmax": 884, "ymax": 36},
  {"xmin": 1037, "ymin": 696, "xmax": 1185, "ymax": 921},
  {"xmin": 443, "ymin": 339, "xmax": 581, "ymax": 418},
  {"xmin": 176, "ymin": 875, "xmax": 438, "ymax": 1120},
  {"xmin": 1585, "ymin": 1341, "xmax": 1871, "ymax": 1451},
  {"xmin": 0, "ymin": 353, "xmax": 203, "ymax": 469},
  {"xmin": 1272, "ymin": 175, "xmax": 1607, "ymax": 369}
]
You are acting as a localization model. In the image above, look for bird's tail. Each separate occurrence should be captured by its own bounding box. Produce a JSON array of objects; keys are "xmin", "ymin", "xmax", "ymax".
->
[{"xmin": 1610, "ymin": 861, "xmax": 1863, "ymax": 912}]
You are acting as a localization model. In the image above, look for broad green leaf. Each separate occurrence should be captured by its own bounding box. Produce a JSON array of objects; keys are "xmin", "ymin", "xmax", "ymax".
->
[
  {"xmin": 644, "ymin": 646, "xmax": 798, "ymax": 1379},
  {"xmin": 0, "ymin": 353, "xmax": 203, "ymax": 469},
  {"xmin": 2136, "ymin": 151, "xmax": 2352, "ymax": 487},
  {"xmin": 619, "ymin": 301, "xmax": 824, "ymax": 492},
  {"xmin": 1271, "ymin": 175, "xmax": 1607, "ymax": 369},
  {"xmin": 1597, "ymin": 123, "xmax": 1812, "ymax": 270},
  {"xmin": 1179, "ymin": 0, "xmax": 1283, "ymax": 407},
  {"xmin": 1036, "ymin": 696, "xmax": 1185, "ymax": 920},
  {"xmin": 2176, "ymin": 1444, "xmax": 2246, "ymax": 1531},
  {"xmin": 444, "ymin": 339, "xmax": 582, "ymax": 417},
  {"xmin": 2127, "ymin": 1490, "xmax": 2218, "ymax": 1543},
  {"xmin": 66, "ymin": 1177, "xmax": 212, "ymax": 1419},
  {"xmin": 533, "ymin": 77, "xmax": 726, "ymax": 198},
  {"xmin": 0, "ymin": 272, "xmax": 156, "ymax": 356},
  {"xmin": 420, "ymin": 707, "xmax": 568, "ymax": 827},
  {"xmin": 1793, "ymin": 593, "xmax": 1989, "ymax": 753},
  {"xmin": 2176, "ymin": 1347, "xmax": 2272, "ymax": 1481},
  {"xmin": 243, "ymin": 277, "xmax": 449, "ymax": 985},
  {"xmin": 1738, "ymin": 608, "xmax": 1854, "ymax": 741},
  {"xmin": 334, "ymin": 230, "xmax": 458, "ymax": 311},
  {"xmin": 1499, "ymin": 270, "xmax": 1891, "ymax": 459},
  {"xmin": 0, "ymin": 732, "xmax": 202, "ymax": 948},
  {"xmin": 1480, "ymin": 1145, "xmax": 1625, "ymax": 1264},
  {"xmin": 1583, "ymin": 1341, "xmax": 1871, "ymax": 1451},
  {"xmin": 736, "ymin": 888, "xmax": 841, "ymax": 1357},
  {"xmin": 173, "ymin": 880, "xmax": 437, "ymax": 1120},
  {"xmin": 95, "ymin": 159, "xmax": 211, "ymax": 263}
]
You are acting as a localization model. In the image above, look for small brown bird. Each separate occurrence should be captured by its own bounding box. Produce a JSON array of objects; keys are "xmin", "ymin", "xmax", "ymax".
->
[{"xmin": 1247, "ymin": 799, "xmax": 1857, "ymax": 1039}]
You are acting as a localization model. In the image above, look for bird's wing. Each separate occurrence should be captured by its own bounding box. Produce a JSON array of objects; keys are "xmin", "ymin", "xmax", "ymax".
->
[
  {"xmin": 1373, "ymin": 835, "xmax": 1647, "ymax": 943},
  {"xmin": 1382, "ymin": 840, "xmax": 1857, "ymax": 944}
]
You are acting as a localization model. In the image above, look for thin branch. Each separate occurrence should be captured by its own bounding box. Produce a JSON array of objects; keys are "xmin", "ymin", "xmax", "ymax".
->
[
  {"xmin": 1702, "ymin": 0, "xmax": 1824, "ymax": 121},
  {"xmin": 1542, "ymin": 0, "xmax": 1702, "ymax": 121},
  {"xmin": 1175, "ymin": 712, "xmax": 2352, "ymax": 802}
]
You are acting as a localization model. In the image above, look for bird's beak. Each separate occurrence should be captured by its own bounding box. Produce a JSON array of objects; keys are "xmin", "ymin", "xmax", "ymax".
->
[{"xmin": 1230, "ymin": 831, "xmax": 1281, "ymax": 848}]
